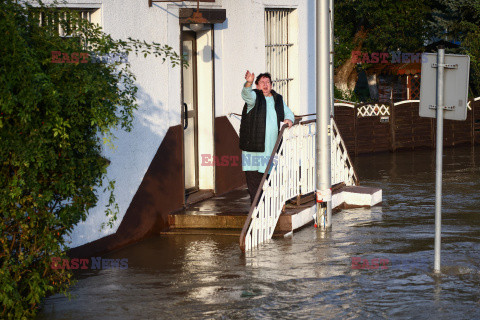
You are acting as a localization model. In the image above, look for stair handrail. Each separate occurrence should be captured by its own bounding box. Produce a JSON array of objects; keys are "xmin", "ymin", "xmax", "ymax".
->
[
  {"xmin": 296, "ymin": 117, "xmax": 359, "ymax": 186},
  {"xmin": 330, "ymin": 118, "xmax": 359, "ymax": 185},
  {"xmin": 239, "ymin": 118, "xmax": 359, "ymax": 251},
  {"xmin": 239, "ymin": 123, "xmax": 290, "ymax": 252}
]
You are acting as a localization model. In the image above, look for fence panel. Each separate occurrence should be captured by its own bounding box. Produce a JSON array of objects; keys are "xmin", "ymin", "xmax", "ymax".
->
[
  {"xmin": 474, "ymin": 100, "xmax": 480, "ymax": 144},
  {"xmin": 354, "ymin": 103, "xmax": 390, "ymax": 154},
  {"xmin": 334, "ymin": 105, "xmax": 356, "ymax": 156},
  {"xmin": 332, "ymin": 99, "xmax": 479, "ymax": 155}
]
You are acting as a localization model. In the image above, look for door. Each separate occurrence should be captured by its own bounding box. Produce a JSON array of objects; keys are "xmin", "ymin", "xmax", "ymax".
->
[{"xmin": 182, "ymin": 31, "xmax": 199, "ymax": 194}]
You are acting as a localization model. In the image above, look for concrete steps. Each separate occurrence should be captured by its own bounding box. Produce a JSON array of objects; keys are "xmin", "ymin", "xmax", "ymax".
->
[
  {"xmin": 167, "ymin": 201, "xmax": 316, "ymax": 237},
  {"xmin": 166, "ymin": 185, "xmax": 382, "ymax": 236}
]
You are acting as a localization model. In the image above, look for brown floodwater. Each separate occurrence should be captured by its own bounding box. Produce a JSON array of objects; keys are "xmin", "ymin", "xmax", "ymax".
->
[{"xmin": 37, "ymin": 146, "xmax": 480, "ymax": 319}]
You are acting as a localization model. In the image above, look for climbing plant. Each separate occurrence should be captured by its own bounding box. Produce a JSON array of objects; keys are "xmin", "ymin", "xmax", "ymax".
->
[{"xmin": 0, "ymin": 0, "xmax": 181, "ymax": 318}]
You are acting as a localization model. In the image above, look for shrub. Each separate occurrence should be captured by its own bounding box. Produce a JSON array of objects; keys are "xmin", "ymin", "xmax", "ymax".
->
[{"xmin": 0, "ymin": 1, "xmax": 181, "ymax": 318}]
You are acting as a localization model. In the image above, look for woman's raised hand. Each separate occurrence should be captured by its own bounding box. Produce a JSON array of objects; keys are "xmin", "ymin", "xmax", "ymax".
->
[{"xmin": 245, "ymin": 70, "xmax": 255, "ymax": 83}]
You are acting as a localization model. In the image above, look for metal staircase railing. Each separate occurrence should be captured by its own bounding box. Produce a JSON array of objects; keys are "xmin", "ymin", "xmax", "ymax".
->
[{"xmin": 239, "ymin": 118, "xmax": 358, "ymax": 251}]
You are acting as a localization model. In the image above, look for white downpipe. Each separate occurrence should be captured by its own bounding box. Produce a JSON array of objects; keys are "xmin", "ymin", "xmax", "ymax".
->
[
  {"xmin": 329, "ymin": 0, "xmax": 334, "ymax": 117},
  {"xmin": 316, "ymin": 0, "xmax": 332, "ymax": 228}
]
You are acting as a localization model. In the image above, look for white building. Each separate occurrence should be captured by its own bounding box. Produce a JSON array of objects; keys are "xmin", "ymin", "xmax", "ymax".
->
[{"xmin": 54, "ymin": 0, "xmax": 319, "ymax": 256}]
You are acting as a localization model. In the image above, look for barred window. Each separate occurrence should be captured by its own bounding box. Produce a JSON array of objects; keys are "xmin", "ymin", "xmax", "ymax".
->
[
  {"xmin": 265, "ymin": 8, "xmax": 297, "ymax": 109},
  {"xmin": 36, "ymin": 8, "xmax": 100, "ymax": 37}
]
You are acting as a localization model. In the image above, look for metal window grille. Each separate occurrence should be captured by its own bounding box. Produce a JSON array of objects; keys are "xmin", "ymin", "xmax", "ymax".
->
[
  {"xmin": 37, "ymin": 9, "xmax": 96, "ymax": 37},
  {"xmin": 265, "ymin": 9, "xmax": 293, "ymax": 105}
]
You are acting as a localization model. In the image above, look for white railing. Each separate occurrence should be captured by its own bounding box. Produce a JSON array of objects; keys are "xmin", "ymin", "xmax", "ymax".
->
[
  {"xmin": 296, "ymin": 120, "xmax": 357, "ymax": 194},
  {"xmin": 240, "ymin": 119, "xmax": 357, "ymax": 251},
  {"xmin": 331, "ymin": 120, "xmax": 357, "ymax": 185}
]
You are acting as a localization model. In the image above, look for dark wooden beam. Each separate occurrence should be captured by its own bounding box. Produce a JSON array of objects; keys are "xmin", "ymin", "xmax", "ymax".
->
[
  {"xmin": 150, "ymin": 0, "xmax": 215, "ymax": 7},
  {"xmin": 179, "ymin": 8, "xmax": 226, "ymax": 24}
]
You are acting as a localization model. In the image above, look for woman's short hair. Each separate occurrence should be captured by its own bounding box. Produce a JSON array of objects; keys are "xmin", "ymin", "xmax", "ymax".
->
[{"xmin": 255, "ymin": 73, "xmax": 272, "ymax": 85}]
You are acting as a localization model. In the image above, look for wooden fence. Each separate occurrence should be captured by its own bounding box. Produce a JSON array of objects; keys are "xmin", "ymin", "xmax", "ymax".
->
[{"xmin": 334, "ymin": 99, "xmax": 480, "ymax": 156}]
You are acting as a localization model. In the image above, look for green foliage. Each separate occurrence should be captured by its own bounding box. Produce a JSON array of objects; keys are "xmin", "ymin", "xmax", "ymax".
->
[
  {"xmin": 0, "ymin": 0, "xmax": 181, "ymax": 318},
  {"xmin": 334, "ymin": 86, "xmax": 361, "ymax": 103},
  {"xmin": 431, "ymin": 0, "xmax": 480, "ymax": 96},
  {"xmin": 334, "ymin": 0, "xmax": 433, "ymax": 68},
  {"xmin": 334, "ymin": 0, "xmax": 480, "ymax": 97},
  {"xmin": 465, "ymin": 32, "xmax": 480, "ymax": 97}
]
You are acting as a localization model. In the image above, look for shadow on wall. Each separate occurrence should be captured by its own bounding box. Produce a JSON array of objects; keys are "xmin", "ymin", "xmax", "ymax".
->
[
  {"xmin": 202, "ymin": 44, "xmax": 220, "ymax": 63},
  {"xmin": 67, "ymin": 86, "xmax": 174, "ymax": 249},
  {"xmin": 182, "ymin": 30, "xmax": 219, "ymax": 64},
  {"xmin": 216, "ymin": 18, "xmax": 228, "ymax": 30}
]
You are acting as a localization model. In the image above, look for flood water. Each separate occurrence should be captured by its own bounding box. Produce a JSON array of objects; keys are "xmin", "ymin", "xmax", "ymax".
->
[{"xmin": 38, "ymin": 146, "xmax": 480, "ymax": 319}]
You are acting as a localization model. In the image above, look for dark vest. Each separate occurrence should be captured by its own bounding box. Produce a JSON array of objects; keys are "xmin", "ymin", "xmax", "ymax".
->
[{"xmin": 239, "ymin": 89, "xmax": 285, "ymax": 152}]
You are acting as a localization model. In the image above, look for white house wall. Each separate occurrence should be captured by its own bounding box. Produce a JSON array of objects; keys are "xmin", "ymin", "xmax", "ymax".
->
[
  {"xmin": 62, "ymin": 0, "xmax": 319, "ymax": 248},
  {"xmin": 67, "ymin": 0, "xmax": 175, "ymax": 247},
  {"xmin": 216, "ymin": 0, "xmax": 316, "ymax": 133}
]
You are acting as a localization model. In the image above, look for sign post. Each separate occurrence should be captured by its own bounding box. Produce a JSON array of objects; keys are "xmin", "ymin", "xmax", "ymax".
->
[
  {"xmin": 419, "ymin": 48, "xmax": 470, "ymax": 273},
  {"xmin": 433, "ymin": 47, "xmax": 445, "ymax": 274}
]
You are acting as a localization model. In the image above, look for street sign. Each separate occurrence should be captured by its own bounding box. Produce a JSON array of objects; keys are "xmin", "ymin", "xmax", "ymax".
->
[{"xmin": 419, "ymin": 53, "xmax": 470, "ymax": 121}]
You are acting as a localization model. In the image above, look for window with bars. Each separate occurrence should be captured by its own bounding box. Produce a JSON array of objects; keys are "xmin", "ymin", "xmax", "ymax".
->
[
  {"xmin": 36, "ymin": 8, "xmax": 100, "ymax": 38},
  {"xmin": 265, "ymin": 8, "xmax": 296, "ymax": 108}
]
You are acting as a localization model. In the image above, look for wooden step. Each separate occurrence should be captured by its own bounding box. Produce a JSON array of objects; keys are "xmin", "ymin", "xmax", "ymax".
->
[
  {"xmin": 160, "ymin": 228, "xmax": 241, "ymax": 236},
  {"xmin": 165, "ymin": 185, "xmax": 382, "ymax": 238},
  {"xmin": 168, "ymin": 214, "xmax": 248, "ymax": 229},
  {"xmin": 160, "ymin": 228, "xmax": 289, "ymax": 238},
  {"xmin": 168, "ymin": 211, "xmax": 298, "ymax": 234}
]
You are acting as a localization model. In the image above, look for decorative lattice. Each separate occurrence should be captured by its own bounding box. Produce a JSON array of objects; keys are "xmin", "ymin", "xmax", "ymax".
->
[
  {"xmin": 357, "ymin": 104, "xmax": 390, "ymax": 117},
  {"xmin": 409, "ymin": 75, "xmax": 421, "ymax": 100}
]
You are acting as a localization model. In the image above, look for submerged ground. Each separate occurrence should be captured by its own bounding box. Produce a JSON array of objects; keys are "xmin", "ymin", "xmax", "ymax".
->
[{"xmin": 38, "ymin": 146, "xmax": 480, "ymax": 319}]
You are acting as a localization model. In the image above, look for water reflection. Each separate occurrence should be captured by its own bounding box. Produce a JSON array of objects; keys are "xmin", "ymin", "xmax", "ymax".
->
[{"xmin": 38, "ymin": 146, "xmax": 480, "ymax": 319}]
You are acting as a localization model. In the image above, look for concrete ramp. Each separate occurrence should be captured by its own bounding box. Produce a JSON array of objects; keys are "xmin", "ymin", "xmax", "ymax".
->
[{"xmin": 281, "ymin": 185, "xmax": 382, "ymax": 235}]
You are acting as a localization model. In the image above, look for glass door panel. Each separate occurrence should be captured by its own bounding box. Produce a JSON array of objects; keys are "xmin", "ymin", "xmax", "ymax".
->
[{"xmin": 182, "ymin": 32, "xmax": 199, "ymax": 193}]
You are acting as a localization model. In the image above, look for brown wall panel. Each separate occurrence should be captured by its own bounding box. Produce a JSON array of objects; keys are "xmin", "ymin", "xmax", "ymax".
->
[
  {"xmin": 214, "ymin": 116, "xmax": 246, "ymax": 195},
  {"xmin": 334, "ymin": 105, "xmax": 356, "ymax": 156},
  {"xmin": 392, "ymin": 103, "xmax": 414, "ymax": 150}
]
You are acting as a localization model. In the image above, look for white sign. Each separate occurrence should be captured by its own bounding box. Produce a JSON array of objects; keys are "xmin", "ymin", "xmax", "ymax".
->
[
  {"xmin": 316, "ymin": 189, "xmax": 332, "ymax": 203},
  {"xmin": 419, "ymin": 53, "xmax": 470, "ymax": 121}
]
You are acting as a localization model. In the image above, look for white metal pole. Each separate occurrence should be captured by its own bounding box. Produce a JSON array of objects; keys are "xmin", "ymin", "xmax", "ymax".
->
[
  {"xmin": 316, "ymin": 0, "xmax": 332, "ymax": 228},
  {"xmin": 327, "ymin": 0, "xmax": 334, "ymax": 226},
  {"xmin": 329, "ymin": 0, "xmax": 334, "ymax": 117},
  {"xmin": 434, "ymin": 46, "xmax": 445, "ymax": 273}
]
